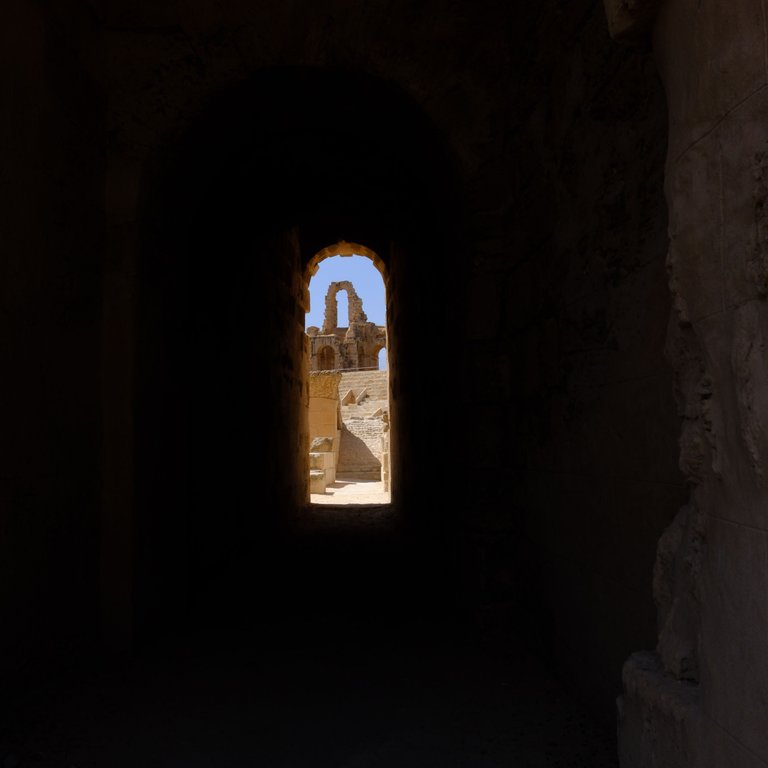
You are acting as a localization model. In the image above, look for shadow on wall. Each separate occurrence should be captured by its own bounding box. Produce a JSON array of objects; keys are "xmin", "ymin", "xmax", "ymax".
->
[{"xmin": 338, "ymin": 427, "xmax": 382, "ymax": 479}]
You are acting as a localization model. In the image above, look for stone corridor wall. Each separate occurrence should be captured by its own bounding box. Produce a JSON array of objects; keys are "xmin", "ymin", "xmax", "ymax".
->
[
  {"xmin": 617, "ymin": 2, "xmax": 768, "ymax": 765},
  {"xmin": 459, "ymin": 4, "xmax": 687, "ymax": 723}
]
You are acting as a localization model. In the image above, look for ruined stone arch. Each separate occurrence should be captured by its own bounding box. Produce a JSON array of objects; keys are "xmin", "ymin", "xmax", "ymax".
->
[
  {"xmin": 322, "ymin": 281, "xmax": 366, "ymax": 335},
  {"xmin": 305, "ymin": 242, "xmax": 389, "ymax": 374}
]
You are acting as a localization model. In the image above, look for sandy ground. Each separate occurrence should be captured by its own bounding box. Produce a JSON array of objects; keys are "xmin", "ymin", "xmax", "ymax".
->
[{"xmin": 310, "ymin": 477, "xmax": 391, "ymax": 505}]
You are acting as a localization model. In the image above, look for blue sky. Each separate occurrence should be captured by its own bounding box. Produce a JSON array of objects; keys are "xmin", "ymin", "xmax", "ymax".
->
[
  {"xmin": 305, "ymin": 255, "xmax": 386, "ymax": 329},
  {"xmin": 306, "ymin": 254, "xmax": 387, "ymax": 369}
]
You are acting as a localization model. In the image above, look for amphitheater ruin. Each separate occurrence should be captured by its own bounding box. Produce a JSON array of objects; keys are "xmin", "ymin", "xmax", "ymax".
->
[{"xmin": 306, "ymin": 280, "xmax": 390, "ymax": 500}]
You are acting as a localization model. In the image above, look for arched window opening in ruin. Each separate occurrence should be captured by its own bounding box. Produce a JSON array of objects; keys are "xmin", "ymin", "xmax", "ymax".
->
[
  {"xmin": 304, "ymin": 243, "xmax": 391, "ymax": 507},
  {"xmin": 337, "ymin": 285, "xmax": 350, "ymax": 328}
]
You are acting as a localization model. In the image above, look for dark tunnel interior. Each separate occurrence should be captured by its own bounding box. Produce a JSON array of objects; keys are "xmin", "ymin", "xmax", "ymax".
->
[
  {"xmin": 134, "ymin": 66, "xmax": 468, "ymax": 639},
  {"xmin": 2, "ymin": 3, "xmax": 693, "ymax": 765}
]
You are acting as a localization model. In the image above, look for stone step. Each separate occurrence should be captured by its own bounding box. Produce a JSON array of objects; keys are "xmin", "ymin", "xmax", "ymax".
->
[
  {"xmin": 338, "ymin": 371, "xmax": 388, "ymax": 400},
  {"xmin": 341, "ymin": 404, "xmax": 388, "ymax": 419}
]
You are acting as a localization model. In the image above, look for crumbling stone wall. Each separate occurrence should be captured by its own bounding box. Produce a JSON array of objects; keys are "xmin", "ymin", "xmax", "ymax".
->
[
  {"xmin": 459, "ymin": 3, "xmax": 686, "ymax": 723},
  {"xmin": 616, "ymin": 1, "xmax": 768, "ymax": 765},
  {"xmin": 307, "ymin": 280, "xmax": 386, "ymax": 371}
]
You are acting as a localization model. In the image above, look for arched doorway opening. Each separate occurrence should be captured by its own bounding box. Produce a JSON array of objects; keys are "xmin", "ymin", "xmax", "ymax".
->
[
  {"xmin": 304, "ymin": 244, "xmax": 391, "ymax": 505},
  {"xmin": 134, "ymin": 64, "xmax": 464, "ymax": 637}
]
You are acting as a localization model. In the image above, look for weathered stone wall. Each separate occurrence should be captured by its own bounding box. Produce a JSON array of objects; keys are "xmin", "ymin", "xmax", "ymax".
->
[
  {"xmin": 338, "ymin": 424, "xmax": 383, "ymax": 472},
  {"xmin": 309, "ymin": 371, "xmax": 342, "ymax": 443},
  {"xmin": 338, "ymin": 419, "xmax": 386, "ymax": 479},
  {"xmin": 617, "ymin": 1, "xmax": 768, "ymax": 765},
  {"xmin": 458, "ymin": 3, "xmax": 686, "ymax": 723}
]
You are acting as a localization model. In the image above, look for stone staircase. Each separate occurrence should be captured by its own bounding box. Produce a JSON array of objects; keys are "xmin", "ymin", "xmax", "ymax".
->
[
  {"xmin": 336, "ymin": 370, "xmax": 389, "ymax": 481},
  {"xmin": 338, "ymin": 370, "xmax": 388, "ymax": 401},
  {"xmin": 310, "ymin": 371, "xmax": 389, "ymax": 494},
  {"xmin": 339, "ymin": 370, "xmax": 388, "ymax": 418}
]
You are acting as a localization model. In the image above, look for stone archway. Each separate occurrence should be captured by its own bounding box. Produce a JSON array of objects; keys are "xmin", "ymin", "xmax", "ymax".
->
[
  {"xmin": 322, "ymin": 281, "xmax": 365, "ymax": 335},
  {"xmin": 305, "ymin": 247, "xmax": 391, "ymax": 501}
]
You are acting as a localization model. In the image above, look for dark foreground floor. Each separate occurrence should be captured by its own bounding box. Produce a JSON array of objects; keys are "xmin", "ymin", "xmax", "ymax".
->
[{"xmin": 1, "ymin": 607, "xmax": 619, "ymax": 768}]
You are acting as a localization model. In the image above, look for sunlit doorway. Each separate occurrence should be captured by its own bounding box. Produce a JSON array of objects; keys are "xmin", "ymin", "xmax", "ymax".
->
[{"xmin": 305, "ymin": 243, "xmax": 391, "ymax": 506}]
